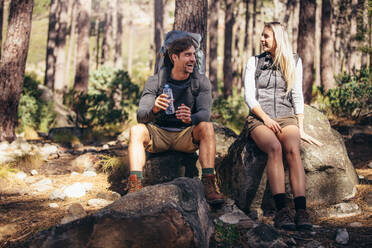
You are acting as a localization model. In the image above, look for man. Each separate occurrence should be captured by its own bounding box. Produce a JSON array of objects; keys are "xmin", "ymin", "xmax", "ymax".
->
[{"xmin": 127, "ymin": 36, "xmax": 224, "ymax": 205}]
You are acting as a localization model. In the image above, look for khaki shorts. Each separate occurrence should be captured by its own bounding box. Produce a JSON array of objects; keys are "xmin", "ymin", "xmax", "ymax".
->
[
  {"xmin": 246, "ymin": 115, "xmax": 298, "ymax": 133},
  {"xmin": 145, "ymin": 124, "xmax": 199, "ymax": 153}
]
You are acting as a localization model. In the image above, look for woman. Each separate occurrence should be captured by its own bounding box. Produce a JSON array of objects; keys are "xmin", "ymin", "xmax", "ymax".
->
[{"xmin": 244, "ymin": 22, "xmax": 322, "ymax": 230}]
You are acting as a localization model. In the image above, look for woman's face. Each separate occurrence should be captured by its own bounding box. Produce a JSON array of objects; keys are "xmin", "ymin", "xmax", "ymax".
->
[{"xmin": 261, "ymin": 27, "xmax": 276, "ymax": 55}]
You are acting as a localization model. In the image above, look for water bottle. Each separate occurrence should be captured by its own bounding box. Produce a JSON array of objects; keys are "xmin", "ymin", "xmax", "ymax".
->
[{"xmin": 163, "ymin": 84, "xmax": 175, "ymax": 114}]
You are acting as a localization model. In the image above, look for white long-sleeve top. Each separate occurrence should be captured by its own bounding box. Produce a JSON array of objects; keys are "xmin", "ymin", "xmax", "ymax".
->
[{"xmin": 243, "ymin": 56, "xmax": 304, "ymax": 115}]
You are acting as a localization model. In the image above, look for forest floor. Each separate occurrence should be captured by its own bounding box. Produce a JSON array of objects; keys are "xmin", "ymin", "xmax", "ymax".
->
[{"xmin": 0, "ymin": 121, "xmax": 371, "ymax": 248}]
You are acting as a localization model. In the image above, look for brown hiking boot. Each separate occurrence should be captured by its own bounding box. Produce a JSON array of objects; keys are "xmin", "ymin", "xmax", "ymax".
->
[
  {"xmin": 202, "ymin": 174, "xmax": 224, "ymax": 205},
  {"xmin": 295, "ymin": 209, "xmax": 312, "ymax": 230},
  {"xmin": 127, "ymin": 175, "xmax": 143, "ymax": 193},
  {"xmin": 274, "ymin": 207, "xmax": 296, "ymax": 230}
]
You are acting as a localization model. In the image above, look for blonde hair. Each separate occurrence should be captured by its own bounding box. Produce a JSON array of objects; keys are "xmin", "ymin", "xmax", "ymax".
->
[{"xmin": 265, "ymin": 22, "xmax": 296, "ymax": 92}]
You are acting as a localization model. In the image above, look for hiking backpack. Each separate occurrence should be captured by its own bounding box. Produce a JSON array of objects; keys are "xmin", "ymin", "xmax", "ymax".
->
[{"xmin": 155, "ymin": 30, "xmax": 205, "ymax": 97}]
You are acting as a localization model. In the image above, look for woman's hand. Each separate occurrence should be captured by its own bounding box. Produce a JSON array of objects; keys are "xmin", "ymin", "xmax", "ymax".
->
[
  {"xmin": 299, "ymin": 129, "xmax": 323, "ymax": 146},
  {"xmin": 263, "ymin": 117, "xmax": 282, "ymax": 134}
]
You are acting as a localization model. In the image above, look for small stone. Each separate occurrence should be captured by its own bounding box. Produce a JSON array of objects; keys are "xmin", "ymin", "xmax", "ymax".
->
[
  {"xmin": 49, "ymin": 203, "xmax": 59, "ymax": 208},
  {"xmin": 96, "ymin": 191, "xmax": 121, "ymax": 201},
  {"xmin": 70, "ymin": 172, "xmax": 79, "ymax": 176},
  {"xmin": 83, "ymin": 171, "xmax": 97, "ymax": 177},
  {"xmin": 31, "ymin": 170, "xmax": 38, "ymax": 176},
  {"xmin": 60, "ymin": 203, "xmax": 86, "ymax": 224},
  {"xmin": 349, "ymin": 222, "xmax": 363, "ymax": 227},
  {"xmin": 49, "ymin": 190, "xmax": 66, "ymax": 201},
  {"xmin": 358, "ymin": 174, "xmax": 365, "ymax": 179},
  {"xmin": 219, "ymin": 208, "xmax": 250, "ymax": 225},
  {"xmin": 63, "ymin": 183, "xmax": 86, "ymax": 198},
  {"xmin": 82, "ymin": 182, "xmax": 93, "ymax": 191},
  {"xmin": 329, "ymin": 203, "xmax": 361, "ymax": 218},
  {"xmin": 40, "ymin": 144, "xmax": 58, "ymax": 160},
  {"xmin": 35, "ymin": 184, "xmax": 53, "ymax": 192},
  {"xmin": 31, "ymin": 178, "xmax": 53, "ymax": 192},
  {"xmin": 102, "ymin": 144, "xmax": 109, "ymax": 149},
  {"xmin": 335, "ymin": 228, "xmax": 349, "ymax": 245},
  {"xmin": 87, "ymin": 198, "xmax": 112, "ymax": 208},
  {"xmin": 305, "ymin": 240, "xmax": 324, "ymax": 248},
  {"xmin": 15, "ymin": 172, "xmax": 27, "ymax": 180}
]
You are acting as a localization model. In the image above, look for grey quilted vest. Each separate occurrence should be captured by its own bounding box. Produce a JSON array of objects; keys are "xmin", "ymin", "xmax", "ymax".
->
[{"xmin": 255, "ymin": 52, "xmax": 299, "ymax": 119}]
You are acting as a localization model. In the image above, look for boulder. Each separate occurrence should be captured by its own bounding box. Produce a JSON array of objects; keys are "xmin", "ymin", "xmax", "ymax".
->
[
  {"xmin": 217, "ymin": 105, "xmax": 359, "ymax": 212},
  {"xmin": 23, "ymin": 178, "xmax": 214, "ymax": 248}
]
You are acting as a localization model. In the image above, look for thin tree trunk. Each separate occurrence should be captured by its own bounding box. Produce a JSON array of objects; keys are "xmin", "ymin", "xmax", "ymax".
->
[
  {"xmin": 251, "ymin": 0, "xmax": 256, "ymax": 55},
  {"xmin": 127, "ymin": 20, "xmax": 133, "ymax": 76},
  {"xmin": 66, "ymin": 0, "xmax": 77, "ymax": 88},
  {"xmin": 315, "ymin": 0, "xmax": 321, "ymax": 86},
  {"xmin": 348, "ymin": 0, "xmax": 360, "ymax": 73},
  {"xmin": 0, "ymin": 0, "xmax": 4, "ymax": 59},
  {"xmin": 297, "ymin": 0, "xmax": 316, "ymax": 104},
  {"xmin": 247, "ymin": 0, "xmax": 254, "ymax": 57},
  {"xmin": 209, "ymin": 0, "xmax": 219, "ymax": 97},
  {"xmin": 223, "ymin": 0, "xmax": 234, "ymax": 98},
  {"xmin": 333, "ymin": 0, "xmax": 342, "ymax": 75},
  {"xmin": 283, "ymin": 0, "xmax": 295, "ymax": 25},
  {"xmin": 174, "ymin": 0, "xmax": 208, "ymax": 57},
  {"xmin": 321, "ymin": 0, "xmax": 335, "ymax": 91},
  {"xmin": 233, "ymin": 2, "xmax": 243, "ymax": 93},
  {"xmin": 54, "ymin": 0, "xmax": 68, "ymax": 104},
  {"xmin": 0, "ymin": 0, "xmax": 33, "ymax": 142},
  {"xmin": 114, "ymin": 0, "xmax": 123, "ymax": 69},
  {"xmin": 95, "ymin": 14, "xmax": 101, "ymax": 68},
  {"xmin": 101, "ymin": 1, "xmax": 114, "ymax": 66},
  {"xmin": 73, "ymin": 0, "xmax": 91, "ymax": 93},
  {"xmin": 292, "ymin": 0, "xmax": 300, "ymax": 52},
  {"xmin": 361, "ymin": 0, "xmax": 368, "ymax": 68},
  {"xmin": 154, "ymin": 0, "xmax": 164, "ymax": 58},
  {"xmin": 44, "ymin": 0, "xmax": 58, "ymax": 89}
]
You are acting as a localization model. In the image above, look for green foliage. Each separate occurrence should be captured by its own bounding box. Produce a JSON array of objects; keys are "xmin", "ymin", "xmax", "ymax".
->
[
  {"xmin": 96, "ymin": 155, "xmax": 124, "ymax": 174},
  {"xmin": 214, "ymin": 220, "xmax": 240, "ymax": 247},
  {"xmin": 65, "ymin": 66, "xmax": 141, "ymax": 129},
  {"xmin": 212, "ymin": 94, "xmax": 249, "ymax": 134},
  {"xmin": 321, "ymin": 69, "xmax": 372, "ymax": 119},
  {"xmin": 17, "ymin": 74, "xmax": 56, "ymax": 133}
]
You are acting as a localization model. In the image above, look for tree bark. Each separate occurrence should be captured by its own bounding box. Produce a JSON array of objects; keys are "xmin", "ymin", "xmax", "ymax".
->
[
  {"xmin": 44, "ymin": 0, "xmax": 58, "ymax": 89},
  {"xmin": 315, "ymin": 0, "xmax": 321, "ymax": 87},
  {"xmin": 223, "ymin": 0, "xmax": 234, "ymax": 98},
  {"xmin": 0, "ymin": 0, "xmax": 33, "ymax": 142},
  {"xmin": 291, "ymin": 0, "xmax": 300, "ymax": 52},
  {"xmin": 154, "ymin": 0, "xmax": 164, "ymax": 58},
  {"xmin": 348, "ymin": 0, "xmax": 360, "ymax": 73},
  {"xmin": 0, "ymin": 0, "xmax": 4, "ymax": 59},
  {"xmin": 208, "ymin": 0, "xmax": 219, "ymax": 97},
  {"xmin": 251, "ymin": 0, "xmax": 256, "ymax": 55},
  {"xmin": 320, "ymin": 0, "xmax": 335, "ymax": 91},
  {"xmin": 297, "ymin": 0, "xmax": 316, "ymax": 104},
  {"xmin": 233, "ymin": 2, "xmax": 243, "ymax": 93},
  {"xmin": 174, "ymin": 0, "xmax": 208, "ymax": 56},
  {"xmin": 73, "ymin": 0, "xmax": 91, "ymax": 93},
  {"xmin": 54, "ymin": 0, "xmax": 68, "ymax": 104},
  {"xmin": 101, "ymin": 1, "xmax": 114, "ymax": 66},
  {"xmin": 66, "ymin": 0, "xmax": 77, "ymax": 81},
  {"xmin": 361, "ymin": 0, "xmax": 368, "ymax": 68},
  {"xmin": 114, "ymin": 0, "xmax": 123, "ymax": 69}
]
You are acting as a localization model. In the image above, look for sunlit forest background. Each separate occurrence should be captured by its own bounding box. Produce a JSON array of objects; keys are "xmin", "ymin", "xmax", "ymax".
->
[{"xmin": 0, "ymin": 0, "xmax": 371, "ymax": 140}]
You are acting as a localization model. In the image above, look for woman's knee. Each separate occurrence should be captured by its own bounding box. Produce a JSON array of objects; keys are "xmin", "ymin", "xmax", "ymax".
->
[{"xmin": 267, "ymin": 141, "xmax": 282, "ymax": 156}]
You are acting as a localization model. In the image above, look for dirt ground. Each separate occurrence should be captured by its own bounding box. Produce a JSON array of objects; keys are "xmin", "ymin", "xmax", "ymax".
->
[{"xmin": 0, "ymin": 122, "xmax": 371, "ymax": 247}]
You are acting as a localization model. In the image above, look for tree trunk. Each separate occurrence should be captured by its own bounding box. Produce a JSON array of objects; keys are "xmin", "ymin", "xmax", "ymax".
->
[
  {"xmin": 361, "ymin": 0, "xmax": 368, "ymax": 68},
  {"xmin": 66, "ymin": 0, "xmax": 77, "ymax": 82},
  {"xmin": 101, "ymin": 1, "xmax": 114, "ymax": 66},
  {"xmin": 291, "ymin": 0, "xmax": 300, "ymax": 52},
  {"xmin": 0, "ymin": 0, "xmax": 33, "ymax": 142},
  {"xmin": 127, "ymin": 20, "xmax": 133, "ymax": 76},
  {"xmin": 54, "ymin": 0, "xmax": 68, "ymax": 104},
  {"xmin": 251, "ymin": 0, "xmax": 256, "ymax": 55},
  {"xmin": 44, "ymin": 0, "xmax": 58, "ymax": 89},
  {"xmin": 154, "ymin": 0, "xmax": 164, "ymax": 58},
  {"xmin": 174, "ymin": 0, "xmax": 208, "ymax": 57},
  {"xmin": 0, "ymin": 0, "xmax": 4, "ymax": 59},
  {"xmin": 297, "ymin": 0, "xmax": 316, "ymax": 104},
  {"xmin": 233, "ymin": 2, "xmax": 243, "ymax": 93},
  {"xmin": 348, "ymin": 0, "xmax": 360, "ymax": 73},
  {"xmin": 73, "ymin": 0, "xmax": 91, "ymax": 93},
  {"xmin": 114, "ymin": 0, "xmax": 123, "ymax": 69},
  {"xmin": 315, "ymin": 0, "xmax": 321, "ymax": 87},
  {"xmin": 223, "ymin": 0, "xmax": 234, "ymax": 98},
  {"xmin": 208, "ymin": 0, "xmax": 219, "ymax": 97},
  {"xmin": 320, "ymin": 0, "xmax": 335, "ymax": 91},
  {"xmin": 333, "ymin": 0, "xmax": 342, "ymax": 75}
]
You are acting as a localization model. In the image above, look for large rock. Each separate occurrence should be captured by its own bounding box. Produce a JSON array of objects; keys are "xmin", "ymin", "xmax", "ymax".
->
[
  {"xmin": 217, "ymin": 105, "xmax": 359, "ymax": 212},
  {"xmin": 23, "ymin": 178, "xmax": 214, "ymax": 248}
]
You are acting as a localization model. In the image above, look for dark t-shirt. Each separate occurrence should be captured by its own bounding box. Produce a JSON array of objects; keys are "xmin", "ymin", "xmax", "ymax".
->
[{"xmin": 154, "ymin": 76, "xmax": 193, "ymax": 131}]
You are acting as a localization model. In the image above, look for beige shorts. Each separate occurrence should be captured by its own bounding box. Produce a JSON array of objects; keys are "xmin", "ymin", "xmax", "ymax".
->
[
  {"xmin": 145, "ymin": 124, "xmax": 199, "ymax": 153},
  {"xmin": 246, "ymin": 115, "xmax": 298, "ymax": 133}
]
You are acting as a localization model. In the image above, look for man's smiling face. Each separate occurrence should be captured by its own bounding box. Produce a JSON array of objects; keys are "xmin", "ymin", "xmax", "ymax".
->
[{"xmin": 172, "ymin": 46, "xmax": 196, "ymax": 75}]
